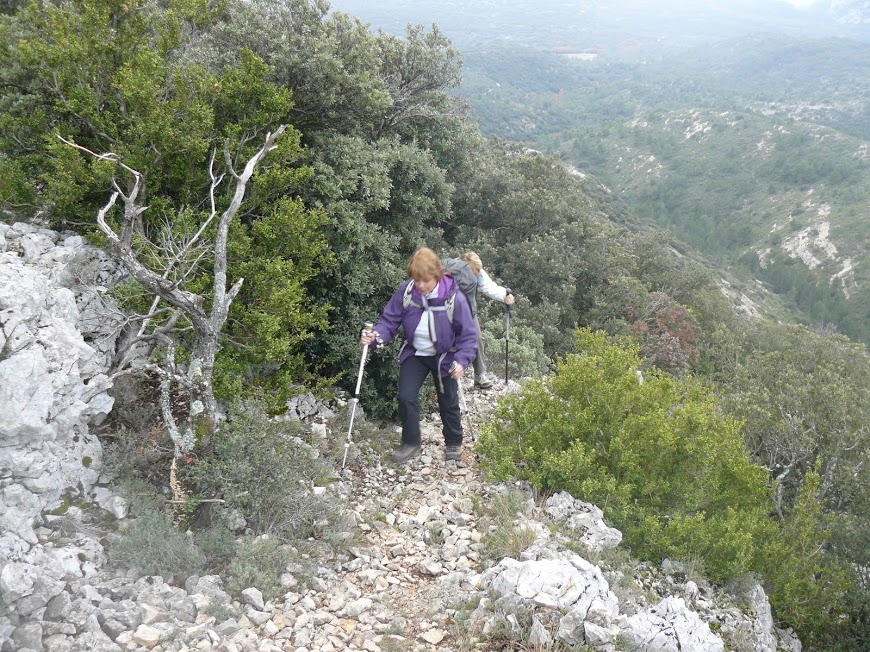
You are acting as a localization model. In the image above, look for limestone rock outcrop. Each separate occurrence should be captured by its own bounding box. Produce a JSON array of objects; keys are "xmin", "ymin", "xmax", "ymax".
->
[{"xmin": 0, "ymin": 221, "xmax": 118, "ymax": 589}]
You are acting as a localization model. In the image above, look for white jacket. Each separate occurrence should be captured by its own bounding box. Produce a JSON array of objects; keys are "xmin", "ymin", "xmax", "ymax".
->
[{"xmin": 477, "ymin": 269, "xmax": 508, "ymax": 302}]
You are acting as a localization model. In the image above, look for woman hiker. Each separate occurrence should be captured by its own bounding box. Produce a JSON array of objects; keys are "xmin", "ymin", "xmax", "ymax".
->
[
  {"xmin": 360, "ymin": 247, "xmax": 478, "ymax": 464},
  {"xmin": 460, "ymin": 251, "xmax": 515, "ymax": 389}
]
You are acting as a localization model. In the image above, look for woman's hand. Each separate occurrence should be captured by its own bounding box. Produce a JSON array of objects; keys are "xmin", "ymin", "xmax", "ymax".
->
[
  {"xmin": 449, "ymin": 362, "xmax": 464, "ymax": 379},
  {"xmin": 360, "ymin": 330, "xmax": 376, "ymax": 346}
]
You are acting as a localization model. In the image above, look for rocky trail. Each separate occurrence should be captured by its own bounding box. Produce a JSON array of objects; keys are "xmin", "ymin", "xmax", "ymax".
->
[
  {"xmin": 6, "ymin": 381, "xmax": 802, "ymax": 652},
  {"xmin": 334, "ymin": 401, "xmax": 495, "ymax": 649},
  {"xmin": 3, "ymin": 374, "xmax": 514, "ymax": 652}
]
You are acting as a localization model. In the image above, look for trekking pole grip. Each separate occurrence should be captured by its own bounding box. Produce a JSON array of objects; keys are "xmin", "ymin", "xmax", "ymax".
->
[{"xmin": 360, "ymin": 321, "xmax": 374, "ymax": 348}]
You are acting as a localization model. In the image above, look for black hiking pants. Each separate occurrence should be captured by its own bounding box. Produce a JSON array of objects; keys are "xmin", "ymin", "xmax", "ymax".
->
[{"xmin": 398, "ymin": 355, "xmax": 463, "ymax": 447}]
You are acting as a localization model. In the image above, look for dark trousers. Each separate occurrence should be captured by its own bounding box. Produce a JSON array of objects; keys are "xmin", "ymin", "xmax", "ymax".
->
[{"xmin": 398, "ymin": 355, "xmax": 463, "ymax": 447}]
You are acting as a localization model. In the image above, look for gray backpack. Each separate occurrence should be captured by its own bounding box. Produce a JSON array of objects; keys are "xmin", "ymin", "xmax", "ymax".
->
[{"xmin": 441, "ymin": 258, "xmax": 479, "ymax": 317}]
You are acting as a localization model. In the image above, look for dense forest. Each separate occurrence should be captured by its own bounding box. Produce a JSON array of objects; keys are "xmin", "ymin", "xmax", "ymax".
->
[{"xmin": 1, "ymin": 1, "xmax": 869, "ymax": 649}]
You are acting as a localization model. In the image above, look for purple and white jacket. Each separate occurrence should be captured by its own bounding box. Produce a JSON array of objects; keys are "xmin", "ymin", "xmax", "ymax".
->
[{"xmin": 371, "ymin": 275, "xmax": 478, "ymax": 378}]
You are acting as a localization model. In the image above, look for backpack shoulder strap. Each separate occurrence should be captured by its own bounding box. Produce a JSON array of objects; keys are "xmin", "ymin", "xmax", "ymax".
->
[
  {"xmin": 404, "ymin": 279, "xmax": 455, "ymax": 323},
  {"xmin": 402, "ymin": 280, "xmax": 419, "ymax": 310}
]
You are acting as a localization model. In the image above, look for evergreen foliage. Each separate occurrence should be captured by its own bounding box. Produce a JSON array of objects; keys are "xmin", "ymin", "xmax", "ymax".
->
[
  {"xmin": 478, "ymin": 329, "xmax": 774, "ymax": 582},
  {"xmin": 478, "ymin": 328, "xmax": 856, "ymax": 644},
  {"xmin": 108, "ymin": 507, "xmax": 207, "ymax": 581},
  {"xmin": 762, "ymin": 473, "xmax": 854, "ymax": 639},
  {"xmin": 710, "ymin": 322, "xmax": 870, "ymax": 520},
  {"xmin": 0, "ymin": 0, "xmax": 333, "ymax": 409},
  {"xmin": 705, "ymin": 320, "xmax": 870, "ymax": 648},
  {"xmin": 224, "ymin": 536, "xmax": 295, "ymax": 602}
]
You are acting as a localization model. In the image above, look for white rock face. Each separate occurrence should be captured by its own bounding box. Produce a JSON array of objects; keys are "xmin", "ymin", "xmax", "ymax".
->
[
  {"xmin": 621, "ymin": 596, "xmax": 725, "ymax": 652},
  {"xmin": 476, "ymin": 545, "xmax": 621, "ymax": 648},
  {"xmin": 781, "ymin": 219, "xmax": 838, "ymax": 270},
  {"xmin": 0, "ymin": 222, "xmax": 117, "ymax": 546},
  {"xmin": 545, "ymin": 491, "xmax": 623, "ymax": 550},
  {"xmin": 0, "ymin": 562, "xmax": 38, "ymax": 603},
  {"xmin": 720, "ymin": 584, "xmax": 802, "ymax": 652}
]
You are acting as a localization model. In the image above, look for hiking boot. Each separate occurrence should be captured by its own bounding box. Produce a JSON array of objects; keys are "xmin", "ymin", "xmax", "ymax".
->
[
  {"xmin": 445, "ymin": 445, "xmax": 462, "ymax": 461},
  {"xmin": 391, "ymin": 443, "xmax": 421, "ymax": 464},
  {"xmin": 474, "ymin": 376, "xmax": 494, "ymax": 389}
]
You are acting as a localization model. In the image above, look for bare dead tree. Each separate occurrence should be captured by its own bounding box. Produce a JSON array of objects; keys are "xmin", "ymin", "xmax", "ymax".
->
[{"xmin": 61, "ymin": 127, "xmax": 286, "ymax": 457}]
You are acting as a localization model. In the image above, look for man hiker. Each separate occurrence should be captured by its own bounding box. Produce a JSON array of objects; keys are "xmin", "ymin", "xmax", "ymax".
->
[
  {"xmin": 444, "ymin": 251, "xmax": 514, "ymax": 389},
  {"xmin": 360, "ymin": 247, "xmax": 477, "ymax": 464}
]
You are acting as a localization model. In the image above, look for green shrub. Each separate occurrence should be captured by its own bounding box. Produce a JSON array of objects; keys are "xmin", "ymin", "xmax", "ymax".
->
[
  {"xmin": 102, "ymin": 429, "xmax": 172, "ymax": 491},
  {"xmin": 477, "ymin": 328, "xmax": 866, "ymax": 643},
  {"xmin": 477, "ymin": 328, "xmax": 774, "ymax": 583},
  {"xmin": 102, "ymin": 375, "xmax": 173, "ymax": 486},
  {"xmin": 481, "ymin": 318, "xmax": 552, "ymax": 380},
  {"xmin": 225, "ymin": 536, "xmax": 293, "ymax": 602},
  {"xmin": 482, "ymin": 523, "xmax": 537, "ymax": 562},
  {"xmin": 195, "ymin": 520, "xmax": 238, "ymax": 574},
  {"xmin": 115, "ymin": 476, "xmax": 170, "ymax": 516},
  {"xmin": 761, "ymin": 473, "xmax": 854, "ymax": 641},
  {"xmin": 107, "ymin": 375, "xmax": 164, "ymax": 437},
  {"xmin": 185, "ymin": 400, "xmax": 346, "ymax": 540},
  {"xmin": 108, "ymin": 508, "xmax": 205, "ymax": 581}
]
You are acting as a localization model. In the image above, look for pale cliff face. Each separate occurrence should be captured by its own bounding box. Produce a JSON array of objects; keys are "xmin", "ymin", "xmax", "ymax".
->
[{"xmin": 0, "ymin": 223, "xmax": 117, "ymax": 546}]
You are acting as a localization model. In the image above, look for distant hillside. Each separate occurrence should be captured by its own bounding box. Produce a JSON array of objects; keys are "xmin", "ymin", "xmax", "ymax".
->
[
  {"xmin": 659, "ymin": 35, "xmax": 870, "ymax": 137},
  {"xmin": 457, "ymin": 36, "xmax": 870, "ymax": 341}
]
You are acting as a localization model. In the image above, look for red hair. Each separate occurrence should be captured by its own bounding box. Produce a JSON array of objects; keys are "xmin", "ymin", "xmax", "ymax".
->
[{"xmin": 406, "ymin": 247, "xmax": 444, "ymax": 281}]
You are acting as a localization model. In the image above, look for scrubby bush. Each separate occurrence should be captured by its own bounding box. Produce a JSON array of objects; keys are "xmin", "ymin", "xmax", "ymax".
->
[
  {"xmin": 195, "ymin": 519, "xmax": 238, "ymax": 574},
  {"xmin": 225, "ymin": 536, "xmax": 294, "ymax": 602},
  {"xmin": 102, "ymin": 375, "xmax": 173, "ymax": 484},
  {"xmin": 476, "ymin": 328, "xmax": 857, "ymax": 644},
  {"xmin": 762, "ymin": 473, "xmax": 854, "ymax": 644},
  {"xmin": 108, "ymin": 508, "xmax": 205, "ymax": 581},
  {"xmin": 113, "ymin": 476, "xmax": 169, "ymax": 518},
  {"xmin": 185, "ymin": 400, "xmax": 346, "ymax": 540},
  {"xmin": 478, "ymin": 328, "xmax": 774, "ymax": 582},
  {"xmin": 476, "ymin": 489, "xmax": 538, "ymax": 562},
  {"xmin": 480, "ymin": 316, "xmax": 551, "ymax": 380}
]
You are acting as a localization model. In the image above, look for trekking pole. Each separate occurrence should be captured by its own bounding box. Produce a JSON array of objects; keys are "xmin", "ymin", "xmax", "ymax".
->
[
  {"xmin": 341, "ymin": 322, "xmax": 373, "ymax": 477},
  {"xmin": 504, "ymin": 289, "xmax": 513, "ymax": 385}
]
